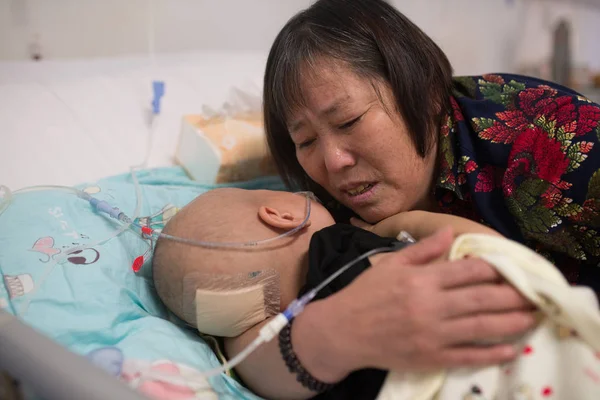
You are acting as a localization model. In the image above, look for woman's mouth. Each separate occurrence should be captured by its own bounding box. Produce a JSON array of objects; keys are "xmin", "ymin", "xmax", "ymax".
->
[
  {"xmin": 342, "ymin": 183, "xmax": 378, "ymax": 208},
  {"xmin": 346, "ymin": 183, "xmax": 374, "ymax": 197}
]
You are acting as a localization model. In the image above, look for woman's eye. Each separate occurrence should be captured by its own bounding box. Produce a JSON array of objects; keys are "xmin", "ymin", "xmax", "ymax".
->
[
  {"xmin": 297, "ymin": 139, "xmax": 315, "ymax": 149},
  {"xmin": 338, "ymin": 116, "xmax": 361, "ymax": 130}
]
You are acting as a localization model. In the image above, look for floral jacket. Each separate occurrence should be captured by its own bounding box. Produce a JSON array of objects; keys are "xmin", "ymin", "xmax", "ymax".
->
[{"xmin": 437, "ymin": 73, "xmax": 600, "ymax": 292}]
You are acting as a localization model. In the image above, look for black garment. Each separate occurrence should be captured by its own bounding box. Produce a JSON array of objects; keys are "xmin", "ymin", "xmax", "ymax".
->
[{"xmin": 298, "ymin": 224, "xmax": 410, "ymax": 400}]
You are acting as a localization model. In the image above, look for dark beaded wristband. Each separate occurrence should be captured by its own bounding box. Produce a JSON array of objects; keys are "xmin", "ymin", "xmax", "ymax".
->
[{"xmin": 278, "ymin": 318, "xmax": 336, "ymax": 393}]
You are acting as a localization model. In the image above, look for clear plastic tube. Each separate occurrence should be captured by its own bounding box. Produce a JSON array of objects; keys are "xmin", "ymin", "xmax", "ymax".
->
[
  {"xmin": 156, "ymin": 191, "xmax": 313, "ymax": 249},
  {"xmin": 218, "ymin": 336, "xmax": 265, "ymax": 375},
  {"xmin": 0, "ymin": 85, "xmax": 414, "ymax": 386},
  {"xmin": 8, "ymin": 114, "xmax": 151, "ymax": 315},
  {"xmin": 308, "ymin": 246, "xmax": 395, "ymax": 298},
  {"xmin": 130, "ymin": 242, "xmax": 414, "ymax": 384},
  {"xmin": 8, "ymin": 179, "xmax": 143, "ymax": 315},
  {"xmin": 14, "ymin": 186, "xmax": 98, "ymax": 264},
  {"xmin": 6, "ymin": 183, "xmax": 138, "ymax": 262},
  {"xmin": 126, "ymin": 335, "xmax": 261, "ymax": 396},
  {"xmin": 13, "ymin": 184, "xmax": 82, "ymax": 197}
]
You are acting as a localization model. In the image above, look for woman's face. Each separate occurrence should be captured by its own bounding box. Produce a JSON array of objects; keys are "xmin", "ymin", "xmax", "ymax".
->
[{"xmin": 287, "ymin": 62, "xmax": 438, "ymax": 223}]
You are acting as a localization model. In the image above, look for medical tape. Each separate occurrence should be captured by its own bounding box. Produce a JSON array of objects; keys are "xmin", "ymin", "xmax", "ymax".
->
[{"xmin": 181, "ymin": 269, "xmax": 281, "ymax": 337}]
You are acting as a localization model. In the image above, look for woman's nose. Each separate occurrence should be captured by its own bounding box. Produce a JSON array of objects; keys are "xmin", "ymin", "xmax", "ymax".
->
[{"xmin": 321, "ymin": 138, "xmax": 356, "ymax": 173}]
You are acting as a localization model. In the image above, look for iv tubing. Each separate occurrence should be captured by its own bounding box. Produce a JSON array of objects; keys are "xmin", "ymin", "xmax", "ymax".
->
[
  {"xmin": 149, "ymin": 241, "xmax": 412, "ymax": 382},
  {"xmin": 16, "ymin": 168, "xmax": 142, "ymax": 251},
  {"xmin": 155, "ymin": 193, "xmax": 311, "ymax": 248},
  {"xmin": 1, "ymin": 176, "xmax": 411, "ymax": 386},
  {"xmin": 1, "ymin": 174, "xmax": 144, "ymax": 262},
  {"xmin": 295, "ymin": 245, "xmax": 402, "ymax": 314},
  {"xmin": 6, "ymin": 172, "xmax": 144, "ymax": 316},
  {"xmin": 2, "ymin": 122, "xmax": 150, "ymax": 315},
  {"xmin": 87, "ymin": 190, "xmax": 313, "ymax": 250}
]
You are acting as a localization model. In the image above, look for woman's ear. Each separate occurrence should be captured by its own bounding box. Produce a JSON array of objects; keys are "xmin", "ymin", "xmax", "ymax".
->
[{"xmin": 258, "ymin": 206, "xmax": 311, "ymax": 230}]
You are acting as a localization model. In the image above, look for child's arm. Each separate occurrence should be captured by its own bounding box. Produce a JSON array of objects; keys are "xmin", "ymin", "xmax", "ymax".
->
[
  {"xmin": 352, "ymin": 210, "xmax": 502, "ymax": 241},
  {"xmin": 224, "ymin": 315, "xmax": 320, "ymax": 400}
]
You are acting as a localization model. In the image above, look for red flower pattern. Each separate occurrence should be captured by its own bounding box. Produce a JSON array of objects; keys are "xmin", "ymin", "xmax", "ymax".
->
[
  {"xmin": 497, "ymin": 110, "xmax": 530, "ymax": 131},
  {"xmin": 506, "ymin": 127, "xmax": 570, "ymax": 189},
  {"xmin": 465, "ymin": 160, "xmax": 478, "ymax": 174},
  {"xmin": 577, "ymin": 105, "xmax": 600, "ymax": 136},
  {"xmin": 479, "ymin": 120, "xmax": 521, "ymax": 144},
  {"xmin": 450, "ymin": 97, "xmax": 464, "ymax": 122},
  {"xmin": 537, "ymin": 95, "xmax": 577, "ymax": 128},
  {"xmin": 475, "ymin": 165, "xmax": 502, "ymax": 193},
  {"xmin": 438, "ymin": 74, "xmax": 600, "ymax": 284},
  {"xmin": 541, "ymin": 185, "xmax": 563, "ymax": 208},
  {"xmin": 482, "ymin": 74, "xmax": 505, "ymax": 85}
]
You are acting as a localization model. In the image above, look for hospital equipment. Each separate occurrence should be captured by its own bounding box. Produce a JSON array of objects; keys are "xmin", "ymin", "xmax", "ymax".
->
[
  {"xmin": 0, "ymin": 164, "xmax": 415, "ymax": 388},
  {"xmin": 0, "ymin": 7, "xmax": 418, "ymax": 388},
  {"xmin": 184, "ymin": 269, "xmax": 283, "ymax": 338},
  {"xmin": 0, "ymin": 75, "xmax": 416, "ymax": 384},
  {"xmin": 0, "ymin": 308, "xmax": 148, "ymax": 400},
  {"xmin": 82, "ymin": 190, "xmax": 315, "ymax": 249}
]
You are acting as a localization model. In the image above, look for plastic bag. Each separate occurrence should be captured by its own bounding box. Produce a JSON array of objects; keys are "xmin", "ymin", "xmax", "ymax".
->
[{"xmin": 175, "ymin": 82, "xmax": 278, "ymax": 184}]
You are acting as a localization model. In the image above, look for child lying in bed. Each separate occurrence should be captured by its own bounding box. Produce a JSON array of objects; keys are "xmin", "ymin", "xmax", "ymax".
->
[{"xmin": 151, "ymin": 188, "xmax": 600, "ymax": 400}]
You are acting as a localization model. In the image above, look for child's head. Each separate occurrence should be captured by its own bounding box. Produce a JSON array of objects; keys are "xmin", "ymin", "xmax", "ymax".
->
[{"xmin": 152, "ymin": 188, "xmax": 334, "ymax": 336}]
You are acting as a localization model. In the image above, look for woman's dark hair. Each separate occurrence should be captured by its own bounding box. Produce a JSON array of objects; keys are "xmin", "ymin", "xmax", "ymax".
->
[{"xmin": 263, "ymin": 0, "xmax": 453, "ymax": 199}]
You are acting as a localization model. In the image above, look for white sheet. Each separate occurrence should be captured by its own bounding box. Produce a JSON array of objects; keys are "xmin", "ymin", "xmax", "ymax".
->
[{"xmin": 0, "ymin": 51, "xmax": 267, "ymax": 190}]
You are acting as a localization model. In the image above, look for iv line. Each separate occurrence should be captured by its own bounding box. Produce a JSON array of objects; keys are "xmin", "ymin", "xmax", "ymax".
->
[
  {"xmin": 136, "ymin": 238, "xmax": 415, "ymax": 384},
  {"xmin": 0, "ymin": 6, "xmax": 420, "ymax": 383},
  {"xmin": 1, "ymin": 171, "xmax": 414, "ymax": 382}
]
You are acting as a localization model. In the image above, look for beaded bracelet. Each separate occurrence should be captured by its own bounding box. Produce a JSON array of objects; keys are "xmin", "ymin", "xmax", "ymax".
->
[{"xmin": 278, "ymin": 318, "xmax": 336, "ymax": 393}]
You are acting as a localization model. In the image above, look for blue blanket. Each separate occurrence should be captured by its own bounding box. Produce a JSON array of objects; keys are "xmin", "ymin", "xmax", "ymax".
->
[{"xmin": 0, "ymin": 167, "xmax": 286, "ymax": 399}]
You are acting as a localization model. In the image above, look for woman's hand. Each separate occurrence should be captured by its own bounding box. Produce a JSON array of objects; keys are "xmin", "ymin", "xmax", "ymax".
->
[{"xmin": 292, "ymin": 228, "xmax": 535, "ymax": 383}]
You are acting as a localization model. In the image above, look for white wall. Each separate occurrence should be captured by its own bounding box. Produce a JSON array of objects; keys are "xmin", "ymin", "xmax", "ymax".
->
[
  {"xmin": 390, "ymin": 0, "xmax": 600, "ymax": 75},
  {"xmin": 0, "ymin": 0, "xmax": 599, "ymax": 75},
  {"xmin": 0, "ymin": 0, "xmax": 309, "ymax": 58}
]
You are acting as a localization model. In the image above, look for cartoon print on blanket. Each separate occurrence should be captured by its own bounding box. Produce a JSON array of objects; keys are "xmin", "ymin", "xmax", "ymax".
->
[
  {"xmin": 122, "ymin": 359, "xmax": 218, "ymax": 400},
  {"xmin": 86, "ymin": 347, "xmax": 124, "ymax": 377},
  {"xmin": 29, "ymin": 236, "xmax": 100, "ymax": 265},
  {"xmin": 25, "ymin": 184, "xmax": 177, "ymax": 270},
  {"xmin": 87, "ymin": 347, "xmax": 218, "ymax": 399},
  {"xmin": 3, "ymin": 274, "xmax": 34, "ymax": 299},
  {"xmin": 26, "ymin": 203, "xmax": 102, "ymax": 266},
  {"xmin": 29, "ymin": 237, "xmax": 61, "ymax": 262}
]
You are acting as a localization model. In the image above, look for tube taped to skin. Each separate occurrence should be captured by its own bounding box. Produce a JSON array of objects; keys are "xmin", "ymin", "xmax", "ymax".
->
[{"xmin": 181, "ymin": 269, "xmax": 281, "ymax": 337}]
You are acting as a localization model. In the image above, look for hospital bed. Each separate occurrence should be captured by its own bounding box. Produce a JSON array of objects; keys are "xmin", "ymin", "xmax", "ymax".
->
[{"xmin": 0, "ymin": 51, "xmax": 279, "ymax": 400}]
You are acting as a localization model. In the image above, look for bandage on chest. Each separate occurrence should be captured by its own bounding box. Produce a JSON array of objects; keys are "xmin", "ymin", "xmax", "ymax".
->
[{"xmin": 182, "ymin": 269, "xmax": 280, "ymax": 337}]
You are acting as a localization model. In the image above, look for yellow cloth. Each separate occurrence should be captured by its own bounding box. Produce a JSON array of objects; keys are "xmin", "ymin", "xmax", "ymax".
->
[{"xmin": 377, "ymin": 233, "xmax": 600, "ymax": 400}]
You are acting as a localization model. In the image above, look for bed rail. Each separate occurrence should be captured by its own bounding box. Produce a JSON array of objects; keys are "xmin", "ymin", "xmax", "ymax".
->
[{"xmin": 0, "ymin": 309, "xmax": 147, "ymax": 400}]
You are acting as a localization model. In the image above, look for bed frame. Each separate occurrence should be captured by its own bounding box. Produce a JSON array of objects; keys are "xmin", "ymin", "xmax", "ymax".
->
[{"xmin": 0, "ymin": 309, "xmax": 147, "ymax": 400}]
